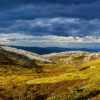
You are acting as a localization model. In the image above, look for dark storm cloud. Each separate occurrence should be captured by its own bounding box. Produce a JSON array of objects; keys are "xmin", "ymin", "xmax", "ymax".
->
[
  {"xmin": 0, "ymin": 0, "xmax": 98, "ymax": 8},
  {"xmin": 0, "ymin": 0, "xmax": 100, "ymax": 38},
  {"xmin": 0, "ymin": 0, "xmax": 100, "ymax": 20},
  {"xmin": 0, "ymin": 18, "xmax": 100, "ymax": 37}
]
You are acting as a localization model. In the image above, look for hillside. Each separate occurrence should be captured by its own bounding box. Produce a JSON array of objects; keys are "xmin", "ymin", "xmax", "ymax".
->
[
  {"xmin": 0, "ymin": 46, "xmax": 100, "ymax": 100},
  {"xmin": 1, "ymin": 45, "xmax": 100, "ymax": 54},
  {"xmin": 42, "ymin": 51, "xmax": 100, "ymax": 64},
  {"xmin": 1, "ymin": 46, "xmax": 50, "ymax": 63}
]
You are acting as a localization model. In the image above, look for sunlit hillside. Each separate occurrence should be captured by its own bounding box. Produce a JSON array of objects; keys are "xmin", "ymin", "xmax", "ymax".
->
[{"xmin": 0, "ymin": 47, "xmax": 100, "ymax": 100}]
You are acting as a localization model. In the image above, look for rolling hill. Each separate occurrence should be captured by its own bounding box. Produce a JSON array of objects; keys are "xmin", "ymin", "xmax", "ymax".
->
[
  {"xmin": 0, "ymin": 46, "xmax": 100, "ymax": 100},
  {"xmin": 1, "ymin": 46, "xmax": 50, "ymax": 63}
]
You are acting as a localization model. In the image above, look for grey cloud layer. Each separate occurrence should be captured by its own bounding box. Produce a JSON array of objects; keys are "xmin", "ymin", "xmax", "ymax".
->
[
  {"xmin": 0, "ymin": 0, "xmax": 100, "ymax": 47},
  {"xmin": 0, "ymin": 0, "xmax": 98, "ymax": 9},
  {"xmin": 0, "ymin": 0, "xmax": 100, "ymax": 37},
  {"xmin": 0, "ymin": 0, "xmax": 100, "ymax": 20},
  {"xmin": 0, "ymin": 33, "xmax": 100, "ymax": 47},
  {"xmin": 0, "ymin": 18, "xmax": 100, "ymax": 37}
]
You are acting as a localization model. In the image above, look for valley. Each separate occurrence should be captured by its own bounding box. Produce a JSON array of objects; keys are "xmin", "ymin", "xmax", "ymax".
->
[{"xmin": 0, "ymin": 46, "xmax": 100, "ymax": 100}]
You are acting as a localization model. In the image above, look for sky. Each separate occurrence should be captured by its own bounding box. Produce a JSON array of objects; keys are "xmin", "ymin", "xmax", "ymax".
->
[{"xmin": 0, "ymin": 0, "xmax": 100, "ymax": 48}]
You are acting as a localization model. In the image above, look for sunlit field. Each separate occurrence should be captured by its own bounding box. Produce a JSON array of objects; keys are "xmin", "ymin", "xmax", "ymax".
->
[{"xmin": 0, "ymin": 49, "xmax": 100, "ymax": 100}]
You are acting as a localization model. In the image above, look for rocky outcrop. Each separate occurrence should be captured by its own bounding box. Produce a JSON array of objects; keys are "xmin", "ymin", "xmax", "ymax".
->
[
  {"xmin": 42, "ymin": 51, "xmax": 89, "ymax": 59},
  {"xmin": 42, "ymin": 51, "xmax": 100, "ymax": 63},
  {"xmin": 83, "ymin": 53, "xmax": 100, "ymax": 62}
]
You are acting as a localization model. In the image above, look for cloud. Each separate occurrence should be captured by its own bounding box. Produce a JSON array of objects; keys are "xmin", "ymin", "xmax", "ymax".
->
[
  {"xmin": 0, "ymin": 33, "xmax": 100, "ymax": 46},
  {"xmin": 31, "ymin": 35, "xmax": 100, "ymax": 44},
  {"xmin": 0, "ymin": 0, "xmax": 99, "ymax": 47},
  {"xmin": 0, "ymin": 0, "xmax": 100, "ymax": 20},
  {"xmin": 0, "ymin": 0, "xmax": 98, "ymax": 9},
  {"xmin": 0, "ymin": 17, "xmax": 100, "ymax": 37},
  {"xmin": 0, "ymin": 38, "xmax": 12, "ymax": 45}
]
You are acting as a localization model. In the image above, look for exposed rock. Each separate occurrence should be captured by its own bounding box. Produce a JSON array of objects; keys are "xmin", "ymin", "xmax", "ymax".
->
[
  {"xmin": 42, "ymin": 51, "xmax": 100, "ymax": 63},
  {"xmin": 83, "ymin": 53, "xmax": 100, "ymax": 62},
  {"xmin": 42, "ymin": 51, "xmax": 89, "ymax": 59}
]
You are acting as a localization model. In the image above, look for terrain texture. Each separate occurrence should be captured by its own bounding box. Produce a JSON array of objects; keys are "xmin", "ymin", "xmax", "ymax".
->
[{"xmin": 0, "ymin": 46, "xmax": 100, "ymax": 100}]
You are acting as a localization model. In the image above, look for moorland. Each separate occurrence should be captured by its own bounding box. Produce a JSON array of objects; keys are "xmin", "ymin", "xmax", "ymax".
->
[{"xmin": 0, "ymin": 46, "xmax": 100, "ymax": 100}]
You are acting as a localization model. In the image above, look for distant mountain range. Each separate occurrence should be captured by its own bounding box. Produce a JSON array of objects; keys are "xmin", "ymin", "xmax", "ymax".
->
[
  {"xmin": 0, "ymin": 45, "xmax": 100, "ymax": 54},
  {"xmin": 9, "ymin": 46, "xmax": 100, "ymax": 54}
]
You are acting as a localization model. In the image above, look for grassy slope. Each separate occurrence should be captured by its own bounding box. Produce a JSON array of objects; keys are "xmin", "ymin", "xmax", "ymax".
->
[{"xmin": 0, "ymin": 49, "xmax": 100, "ymax": 100}]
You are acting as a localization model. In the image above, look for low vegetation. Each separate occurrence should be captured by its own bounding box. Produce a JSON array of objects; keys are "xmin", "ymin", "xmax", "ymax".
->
[{"xmin": 0, "ymin": 47, "xmax": 100, "ymax": 100}]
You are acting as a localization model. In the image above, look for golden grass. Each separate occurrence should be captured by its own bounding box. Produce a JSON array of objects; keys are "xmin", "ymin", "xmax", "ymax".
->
[
  {"xmin": 26, "ymin": 72, "xmax": 87, "ymax": 84},
  {"xmin": 0, "ymin": 57, "xmax": 100, "ymax": 100}
]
